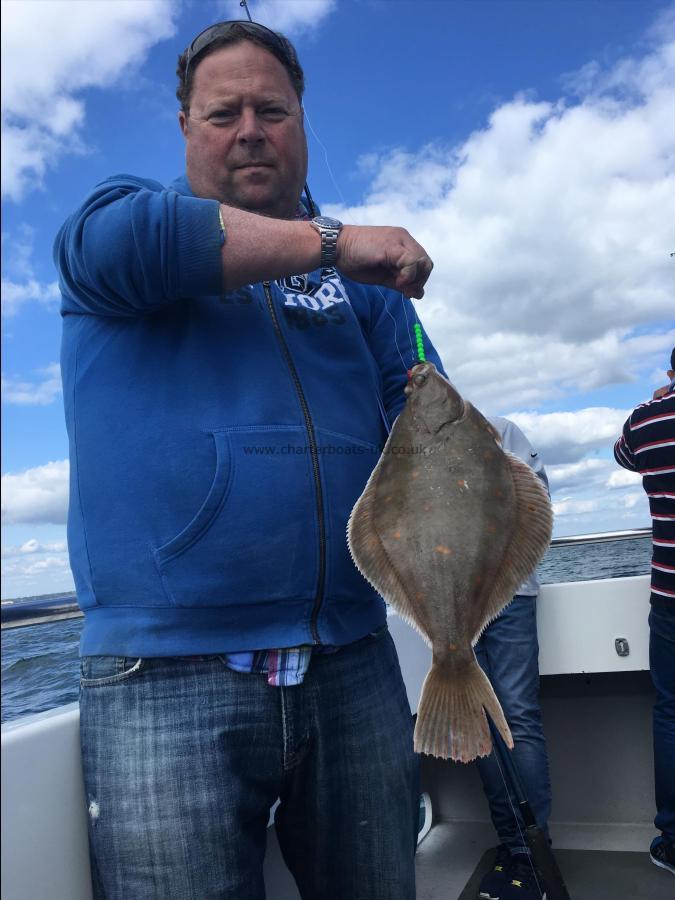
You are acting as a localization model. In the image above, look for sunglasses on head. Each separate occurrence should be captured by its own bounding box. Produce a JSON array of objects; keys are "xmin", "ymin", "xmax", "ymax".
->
[{"xmin": 184, "ymin": 20, "xmax": 297, "ymax": 79}]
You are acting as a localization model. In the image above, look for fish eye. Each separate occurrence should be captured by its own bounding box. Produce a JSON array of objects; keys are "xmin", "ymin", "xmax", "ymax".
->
[{"xmin": 413, "ymin": 373, "xmax": 427, "ymax": 386}]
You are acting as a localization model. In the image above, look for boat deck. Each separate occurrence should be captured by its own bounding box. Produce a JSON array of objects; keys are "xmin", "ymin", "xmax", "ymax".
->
[
  {"xmin": 416, "ymin": 821, "xmax": 673, "ymax": 900},
  {"xmin": 264, "ymin": 819, "xmax": 674, "ymax": 899}
]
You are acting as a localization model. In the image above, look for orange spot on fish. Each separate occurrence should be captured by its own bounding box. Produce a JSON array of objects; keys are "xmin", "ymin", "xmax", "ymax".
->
[
  {"xmin": 475, "ymin": 574, "xmax": 483, "ymax": 584},
  {"xmin": 457, "ymin": 479, "xmax": 467, "ymax": 488},
  {"xmin": 411, "ymin": 470, "xmax": 419, "ymax": 479},
  {"xmin": 435, "ymin": 545, "xmax": 453, "ymax": 555},
  {"xmin": 416, "ymin": 591, "xmax": 425, "ymax": 600},
  {"xmin": 447, "ymin": 643, "xmax": 458, "ymax": 651},
  {"xmin": 487, "ymin": 523, "xmax": 496, "ymax": 533},
  {"xmin": 424, "ymin": 505, "xmax": 432, "ymax": 512},
  {"xmin": 392, "ymin": 531, "xmax": 402, "ymax": 539}
]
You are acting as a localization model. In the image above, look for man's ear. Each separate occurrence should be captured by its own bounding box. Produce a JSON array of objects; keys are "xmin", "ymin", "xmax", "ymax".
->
[{"xmin": 178, "ymin": 110, "xmax": 189, "ymax": 138}]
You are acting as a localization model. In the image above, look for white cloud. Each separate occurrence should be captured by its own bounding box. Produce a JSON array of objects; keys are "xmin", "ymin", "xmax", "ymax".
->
[
  {"xmin": 1, "ymin": 551, "xmax": 69, "ymax": 577},
  {"xmin": 1, "ymin": 538, "xmax": 68, "ymax": 559},
  {"xmin": 1, "ymin": 459, "xmax": 69, "ymax": 525},
  {"xmin": 21, "ymin": 556, "xmax": 69, "ymax": 575},
  {"xmin": 553, "ymin": 498, "xmax": 599, "ymax": 518},
  {"xmin": 547, "ymin": 458, "xmax": 612, "ymax": 490},
  {"xmin": 1, "ymin": 553, "xmax": 72, "ymax": 592},
  {"xmin": 607, "ymin": 469, "xmax": 643, "ymax": 489},
  {"xmin": 1, "ymin": 277, "xmax": 60, "ymax": 318},
  {"xmin": 2, "ymin": 363, "xmax": 61, "ymax": 404},
  {"xmin": 505, "ymin": 408, "xmax": 632, "ymax": 465},
  {"xmin": 0, "ymin": 527, "xmax": 73, "ymax": 598},
  {"xmin": 216, "ymin": 0, "xmax": 337, "ymax": 33},
  {"xmin": 493, "ymin": 407, "xmax": 652, "ymax": 536},
  {"xmin": 326, "ymin": 16, "xmax": 675, "ymax": 409},
  {"xmin": 544, "ymin": 453, "xmax": 649, "ymax": 535},
  {"xmin": 1, "ymin": 0, "xmax": 177, "ymax": 200},
  {"xmin": 1, "ymin": 227, "xmax": 61, "ymax": 317}
]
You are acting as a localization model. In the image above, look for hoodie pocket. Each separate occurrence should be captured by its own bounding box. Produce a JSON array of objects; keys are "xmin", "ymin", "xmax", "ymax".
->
[{"xmin": 152, "ymin": 427, "xmax": 317, "ymax": 608}]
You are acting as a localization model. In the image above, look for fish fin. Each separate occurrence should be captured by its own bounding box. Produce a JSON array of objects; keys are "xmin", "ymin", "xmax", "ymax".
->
[
  {"xmin": 414, "ymin": 655, "xmax": 513, "ymax": 763},
  {"xmin": 475, "ymin": 450, "xmax": 553, "ymax": 635},
  {"xmin": 348, "ymin": 469, "xmax": 429, "ymax": 641}
]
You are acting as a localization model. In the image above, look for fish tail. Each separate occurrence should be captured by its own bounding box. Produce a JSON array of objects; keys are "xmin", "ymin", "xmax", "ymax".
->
[{"xmin": 414, "ymin": 657, "xmax": 513, "ymax": 763}]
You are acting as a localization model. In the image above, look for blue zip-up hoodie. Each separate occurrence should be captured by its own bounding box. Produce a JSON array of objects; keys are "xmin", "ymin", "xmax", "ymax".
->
[{"xmin": 54, "ymin": 174, "xmax": 445, "ymax": 657}]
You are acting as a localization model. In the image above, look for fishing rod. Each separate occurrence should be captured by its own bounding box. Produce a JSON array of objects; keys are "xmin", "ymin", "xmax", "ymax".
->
[{"xmin": 487, "ymin": 717, "xmax": 572, "ymax": 900}]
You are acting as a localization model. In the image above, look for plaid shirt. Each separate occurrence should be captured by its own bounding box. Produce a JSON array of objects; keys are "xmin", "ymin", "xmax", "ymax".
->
[
  {"xmin": 222, "ymin": 628, "xmax": 386, "ymax": 686},
  {"xmin": 224, "ymin": 647, "xmax": 325, "ymax": 687}
]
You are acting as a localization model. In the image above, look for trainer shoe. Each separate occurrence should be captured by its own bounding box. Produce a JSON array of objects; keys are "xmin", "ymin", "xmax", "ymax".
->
[
  {"xmin": 478, "ymin": 844, "xmax": 513, "ymax": 900},
  {"xmin": 650, "ymin": 835, "xmax": 675, "ymax": 875},
  {"xmin": 501, "ymin": 855, "xmax": 547, "ymax": 899}
]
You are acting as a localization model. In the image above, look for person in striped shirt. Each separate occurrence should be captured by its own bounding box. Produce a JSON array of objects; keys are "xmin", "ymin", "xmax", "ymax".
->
[{"xmin": 614, "ymin": 346, "xmax": 675, "ymax": 876}]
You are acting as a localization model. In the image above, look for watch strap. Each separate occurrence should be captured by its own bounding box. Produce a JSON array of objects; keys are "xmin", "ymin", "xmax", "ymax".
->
[{"xmin": 311, "ymin": 218, "xmax": 342, "ymax": 269}]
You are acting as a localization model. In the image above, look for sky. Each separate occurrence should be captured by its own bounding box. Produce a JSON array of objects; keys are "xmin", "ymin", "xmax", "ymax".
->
[{"xmin": 1, "ymin": 0, "xmax": 674, "ymax": 600}]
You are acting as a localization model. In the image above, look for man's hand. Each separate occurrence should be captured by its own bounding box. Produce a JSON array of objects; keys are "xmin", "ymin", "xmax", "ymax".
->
[
  {"xmin": 653, "ymin": 384, "xmax": 670, "ymax": 399},
  {"xmin": 336, "ymin": 225, "xmax": 433, "ymax": 299}
]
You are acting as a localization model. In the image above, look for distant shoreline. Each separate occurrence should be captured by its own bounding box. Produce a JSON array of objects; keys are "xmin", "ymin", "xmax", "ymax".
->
[{"xmin": 1, "ymin": 591, "xmax": 77, "ymax": 605}]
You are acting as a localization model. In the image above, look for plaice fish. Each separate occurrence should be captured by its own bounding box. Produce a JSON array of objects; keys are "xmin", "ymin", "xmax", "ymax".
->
[{"xmin": 348, "ymin": 362, "xmax": 553, "ymax": 762}]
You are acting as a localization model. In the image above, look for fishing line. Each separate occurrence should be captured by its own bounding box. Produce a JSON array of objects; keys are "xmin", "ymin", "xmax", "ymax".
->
[
  {"xmin": 240, "ymin": 1, "xmax": 420, "ymax": 370},
  {"xmin": 303, "ymin": 109, "xmax": 348, "ymax": 208},
  {"xmin": 491, "ymin": 742, "xmax": 546, "ymax": 897},
  {"xmin": 239, "ymin": 0, "xmax": 424, "ymax": 374},
  {"xmin": 303, "ymin": 106, "xmax": 418, "ymax": 371}
]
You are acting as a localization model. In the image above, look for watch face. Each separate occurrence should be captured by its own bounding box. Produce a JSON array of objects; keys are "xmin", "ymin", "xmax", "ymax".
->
[{"xmin": 314, "ymin": 216, "xmax": 342, "ymax": 228}]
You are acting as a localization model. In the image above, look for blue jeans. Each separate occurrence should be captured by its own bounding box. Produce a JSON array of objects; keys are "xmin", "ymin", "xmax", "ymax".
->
[
  {"xmin": 474, "ymin": 594, "xmax": 552, "ymax": 855},
  {"xmin": 79, "ymin": 625, "xmax": 419, "ymax": 899},
  {"xmin": 650, "ymin": 605, "xmax": 675, "ymax": 842}
]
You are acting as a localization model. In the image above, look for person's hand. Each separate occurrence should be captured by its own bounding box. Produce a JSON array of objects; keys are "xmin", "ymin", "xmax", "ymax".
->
[
  {"xmin": 653, "ymin": 384, "xmax": 670, "ymax": 399},
  {"xmin": 335, "ymin": 225, "xmax": 433, "ymax": 299}
]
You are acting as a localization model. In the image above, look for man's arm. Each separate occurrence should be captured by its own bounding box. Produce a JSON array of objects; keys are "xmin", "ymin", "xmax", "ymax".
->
[
  {"xmin": 55, "ymin": 177, "xmax": 433, "ymax": 317},
  {"xmin": 219, "ymin": 205, "xmax": 432, "ymax": 299},
  {"xmin": 55, "ymin": 177, "xmax": 223, "ymax": 316},
  {"xmin": 614, "ymin": 416, "xmax": 638, "ymax": 472}
]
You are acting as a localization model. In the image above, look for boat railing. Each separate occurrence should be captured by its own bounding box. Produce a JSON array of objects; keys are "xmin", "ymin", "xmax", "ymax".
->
[
  {"xmin": 547, "ymin": 527, "xmax": 650, "ymax": 546},
  {"xmin": 0, "ymin": 528, "xmax": 652, "ymax": 630}
]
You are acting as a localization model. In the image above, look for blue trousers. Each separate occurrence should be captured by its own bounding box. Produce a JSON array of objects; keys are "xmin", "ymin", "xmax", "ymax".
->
[
  {"xmin": 650, "ymin": 605, "xmax": 675, "ymax": 842},
  {"xmin": 474, "ymin": 594, "xmax": 552, "ymax": 855},
  {"xmin": 79, "ymin": 626, "xmax": 419, "ymax": 899}
]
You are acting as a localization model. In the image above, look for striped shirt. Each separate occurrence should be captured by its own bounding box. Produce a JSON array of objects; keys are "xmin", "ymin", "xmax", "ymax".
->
[{"xmin": 614, "ymin": 382, "xmax": 675, "ymax": 609}]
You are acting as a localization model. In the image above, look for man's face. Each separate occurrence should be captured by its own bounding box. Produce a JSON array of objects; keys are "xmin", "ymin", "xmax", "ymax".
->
[{"xmin": 179, "ymin": 41, "xmax": 308, "ymax": 218}]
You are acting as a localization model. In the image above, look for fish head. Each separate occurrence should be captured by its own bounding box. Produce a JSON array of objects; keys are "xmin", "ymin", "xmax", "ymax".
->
[{"xmin": 404, "ymin": 362, "xmax": 464, "ymax": 434}]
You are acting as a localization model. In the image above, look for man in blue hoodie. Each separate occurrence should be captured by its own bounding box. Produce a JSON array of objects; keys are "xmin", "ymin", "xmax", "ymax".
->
[{"xmin": 55, "ymin": 20, "xmax": 442, "ymax": 900}]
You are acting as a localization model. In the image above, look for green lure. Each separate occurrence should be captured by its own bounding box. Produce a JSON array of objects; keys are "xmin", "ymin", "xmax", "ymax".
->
[{"xmin": 414, "ymin": 323, "xmax": 426, "ymax": 362}]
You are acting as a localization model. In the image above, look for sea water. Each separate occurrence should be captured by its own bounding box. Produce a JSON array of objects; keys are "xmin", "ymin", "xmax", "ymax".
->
[{"xmin": 1, "ymin": 537, "xmax": 653, "ymax": 724}]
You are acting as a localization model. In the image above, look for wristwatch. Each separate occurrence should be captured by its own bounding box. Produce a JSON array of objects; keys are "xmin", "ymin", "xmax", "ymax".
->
[{"xmin": 310, "ymin": 216, "xmax": 343, "ymax": 269}]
